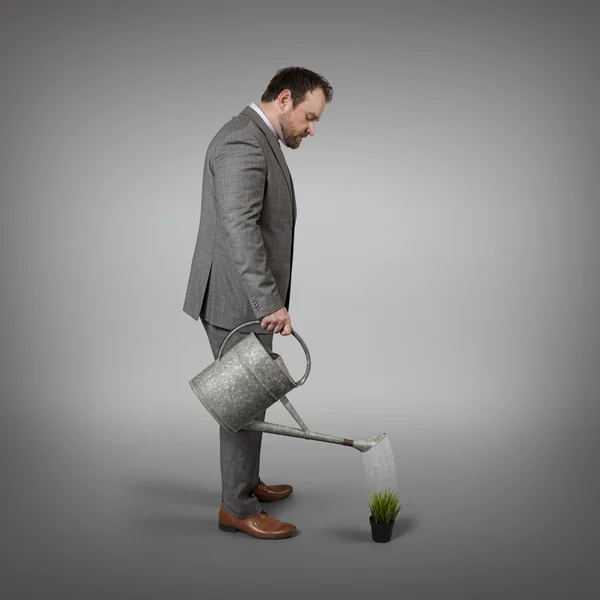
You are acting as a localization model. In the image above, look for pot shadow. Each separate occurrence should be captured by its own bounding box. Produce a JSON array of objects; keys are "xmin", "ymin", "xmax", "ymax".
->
[
  {"xmin": 331, "ymin": 515, "xmax": 419, "ymax": 542},
  {"xmin": 333, "ymin": 528, "xmax": 372, "ymax": 543}
]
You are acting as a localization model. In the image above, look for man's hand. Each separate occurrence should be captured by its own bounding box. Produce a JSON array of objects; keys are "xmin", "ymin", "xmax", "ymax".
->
[{"xmin": 261, "ymin": 306, "xmax": 292, "ymax": 335}]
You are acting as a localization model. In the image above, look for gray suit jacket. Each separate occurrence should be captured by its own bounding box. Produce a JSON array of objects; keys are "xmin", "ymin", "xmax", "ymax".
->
[{"xmin": 183, "ymin": 106, "xmax": 296, "ymax": 333}]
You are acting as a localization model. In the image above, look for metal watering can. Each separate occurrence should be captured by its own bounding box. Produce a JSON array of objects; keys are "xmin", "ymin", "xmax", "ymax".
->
[{"xmin": 189, "ymin": 320, "xmax": 386, "ymax": 453}]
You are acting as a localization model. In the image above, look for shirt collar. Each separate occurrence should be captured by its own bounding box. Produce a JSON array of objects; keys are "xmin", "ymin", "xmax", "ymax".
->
[{"xmin": 249, "ymin": 102, "xmax": 280, "ymax": 143}]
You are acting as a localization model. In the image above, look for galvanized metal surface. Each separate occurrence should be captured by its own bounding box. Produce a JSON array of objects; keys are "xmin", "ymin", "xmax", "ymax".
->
[
  {"xmin": 241, "ymin": 421, "xmax": 386, "ymax": 453},
  {"xmin": 190, "ymin": 332, "xmax": 295, "ymax": 434},
  {"xmin": 190, "ymin": 319, "xmax": 385, "ymax": 452},
  {"xmin": 279, "ymin": 395, "xmax": 309, "ymax": 431}
]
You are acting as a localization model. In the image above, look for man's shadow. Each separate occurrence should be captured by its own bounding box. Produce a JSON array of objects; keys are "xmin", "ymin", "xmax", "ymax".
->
[
  {"xmin": 128, "ymin": 479, "xmax": 302, "ymax": 536},
  {"xmin": 129, "ymin": 480, "xmax": 222, "ymax": 535},
  {"xmin": 132, "ymin": 480, "xmax": 222, "ymax": 508}
]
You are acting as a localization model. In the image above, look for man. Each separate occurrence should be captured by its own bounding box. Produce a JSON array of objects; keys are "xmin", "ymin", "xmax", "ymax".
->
[{"xmin": 183, "ymin": 67, "xmax": 333, "ymax": 539}]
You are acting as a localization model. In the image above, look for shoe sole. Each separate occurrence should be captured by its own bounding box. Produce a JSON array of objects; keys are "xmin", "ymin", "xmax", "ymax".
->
[
  {"xmin": 218, "ymin": 522, "xmax": 296, "ymax": 539},
  {"xmin": 254, "ymin": 491, "xmax": 293, "ymax": 503},
  {"xmin": 254, "ymin": 495, "xmax": 292, "ymax": 502}
]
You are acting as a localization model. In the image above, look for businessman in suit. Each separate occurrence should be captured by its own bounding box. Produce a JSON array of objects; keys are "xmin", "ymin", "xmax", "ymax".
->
[{"xmin": 183, "ymin": 67, "xmax": 333, "ymax": 539}]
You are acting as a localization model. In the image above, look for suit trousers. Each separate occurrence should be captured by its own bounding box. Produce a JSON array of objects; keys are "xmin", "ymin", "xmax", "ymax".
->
[{"xmin": 200, "ymin": 316, "xmax": 274, "ymax": 519}]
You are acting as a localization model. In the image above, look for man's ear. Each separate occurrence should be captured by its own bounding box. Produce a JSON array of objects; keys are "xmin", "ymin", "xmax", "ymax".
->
[{"xmin": 277, "ymin": 89, "xmax": 292, "ymax": 111}]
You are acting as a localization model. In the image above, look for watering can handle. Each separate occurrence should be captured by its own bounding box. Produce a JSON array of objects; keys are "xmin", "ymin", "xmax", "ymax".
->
[{"xmin": 217, "ymin": 320, "xmax": 311, "ymax": 386}]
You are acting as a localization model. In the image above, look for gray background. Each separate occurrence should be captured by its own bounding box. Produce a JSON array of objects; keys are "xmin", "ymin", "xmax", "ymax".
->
[{"xmin": 2, "ymin": 0, "xmax": 599, "ymax": 598}]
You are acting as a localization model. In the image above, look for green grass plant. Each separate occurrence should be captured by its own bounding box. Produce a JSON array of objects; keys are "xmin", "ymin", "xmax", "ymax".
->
[{"xmin": 368, "ymin": 488, "xmax": 403, "ymax": 524}]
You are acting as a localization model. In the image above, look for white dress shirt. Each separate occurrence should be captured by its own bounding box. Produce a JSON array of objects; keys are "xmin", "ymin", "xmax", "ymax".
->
[{"xmin": 249, "ymin": 102, "xmax": 280, "ymax": 143}]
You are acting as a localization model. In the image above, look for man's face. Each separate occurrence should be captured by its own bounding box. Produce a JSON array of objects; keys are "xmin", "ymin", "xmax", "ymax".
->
[{"xmin": 278, "ymin": 88, "xmax": 326, "ymax": 149}]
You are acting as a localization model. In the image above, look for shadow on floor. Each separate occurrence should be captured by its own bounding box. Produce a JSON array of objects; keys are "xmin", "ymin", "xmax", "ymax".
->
[
  {"xmin": 133, "ymin": 514, "xmax": 217, "ymax": 536},
  {"xmin": 126, "ymin": 478, "xmax": 337, "ymax": 538},
  {"xmin": 125, "ymin": 479, "xmax": 221, "ymax": 535},
  {"xmin": 129, "ymin": 479, "xmax": 221, "ymax": 508},
  {"xmin": 133, "ymin": 511, "xmax": 305, "ymax": 540},
  {"xmin": 330, "ymin": 514, "xmax": 419, "ymax": 542}
]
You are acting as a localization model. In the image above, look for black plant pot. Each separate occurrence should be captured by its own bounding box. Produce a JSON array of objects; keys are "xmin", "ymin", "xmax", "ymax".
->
[{"xmin": 369, "ymin": 515, "xmax": 394, "ymax": 543}]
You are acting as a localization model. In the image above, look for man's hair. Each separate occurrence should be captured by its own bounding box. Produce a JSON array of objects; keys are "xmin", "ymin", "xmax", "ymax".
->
[{"xmin": 261, "ymin": 66, "xmax": 333, "ymax": 108}]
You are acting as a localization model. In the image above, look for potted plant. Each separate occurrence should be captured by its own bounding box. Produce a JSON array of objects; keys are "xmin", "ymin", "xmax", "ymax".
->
[{"xmin": 368, "ymin": 488, "xmax": 403, "ymax": 543}]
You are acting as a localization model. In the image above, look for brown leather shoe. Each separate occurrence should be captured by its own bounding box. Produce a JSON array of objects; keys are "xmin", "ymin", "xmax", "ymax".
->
[
  {"xmin": 218, "ymin": 505, "xmax": 297, "ymax": 539},
  {"xmin": 252, "ymin": 479, "xmax": 293, "ymax": 502}
]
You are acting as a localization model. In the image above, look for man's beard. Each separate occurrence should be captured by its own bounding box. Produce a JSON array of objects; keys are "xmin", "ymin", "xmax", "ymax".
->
[{"xmin": 278, "ymin": 112, "xmax": 302, "ymax": 149}]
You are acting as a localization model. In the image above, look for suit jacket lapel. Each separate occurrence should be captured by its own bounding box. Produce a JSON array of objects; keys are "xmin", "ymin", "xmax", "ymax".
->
[{"xmin": 241, "ymin": 106, "xmax": 296, "ymax": 222}]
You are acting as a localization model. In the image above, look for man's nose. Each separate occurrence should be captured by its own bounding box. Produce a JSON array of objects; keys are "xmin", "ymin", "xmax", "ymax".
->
[{"xmin": 307, "ymin": 123, "xmax": 315, "ymax": 136}]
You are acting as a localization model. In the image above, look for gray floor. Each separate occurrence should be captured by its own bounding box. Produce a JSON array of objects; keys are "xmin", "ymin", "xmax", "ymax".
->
[{"xmin": 3, "ymin": 408, "xmax": 599, "ymax": 600}]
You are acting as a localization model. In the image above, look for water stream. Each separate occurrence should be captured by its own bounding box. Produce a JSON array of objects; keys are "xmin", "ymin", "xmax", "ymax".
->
[{"xmin": 361, "ymin": 435, "xmax": 398, "ymax": 500}]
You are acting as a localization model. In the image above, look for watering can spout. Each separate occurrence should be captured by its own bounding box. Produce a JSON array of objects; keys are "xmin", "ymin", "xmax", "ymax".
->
[
  {"xmin": 242, "ymin": 420, "xmax": 386, "ymax": 453},
  {"xmin": 352, "ymin": 433, "xmax": 387, "ymax": 453}
]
